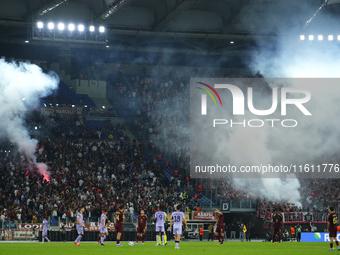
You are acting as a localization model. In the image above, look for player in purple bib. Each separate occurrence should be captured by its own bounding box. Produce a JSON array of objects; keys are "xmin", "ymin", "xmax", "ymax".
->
[
  {"xmin": 170, "ymin": 205, "xmax": 188, "ymax": 250},
  {"xmin": 100, "ymin": 208, "xmax": 109, "ymax": 246},
  {"xmin": 74, "ymin": 207, "xmax": 85, "ymax": 246},
  {"xmin": 42, "ymin": 217, "xmax": 50, "ymax": 244},
  {"xmin": 154, "ymin": 205, "xmax": 166, "ymax": 246}
]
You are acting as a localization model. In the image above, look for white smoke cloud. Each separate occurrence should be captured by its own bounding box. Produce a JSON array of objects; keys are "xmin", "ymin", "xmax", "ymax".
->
[
  {"xmin": 226, "ymin": 1, "xmax": 340, "ymax": 205},
  {"xmin": 0, "ymin": 58, "xmax": 59, "ymax": 180}
]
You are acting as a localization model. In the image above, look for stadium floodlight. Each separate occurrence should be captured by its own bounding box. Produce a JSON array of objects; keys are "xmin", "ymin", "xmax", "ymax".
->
[
  {"xmin": 72, "ymin": 105, "xmax": 75, "ymax": 108},
  {"xmin": 24, "ymin": 41, "xmax": 29, "ymax": 43},
  {"xmin": 309, "ymin": 35, "xmax": 314, "ymax": 41},
  {"xmin": 58, "ymin": 23, "xmax": 65, "ymax": 31},
  {"xmin": 328, "ymin": 35, "xmax": 334, "ymax": 41},
  {"xmin": 47, "ymin": 22, "xmax": 54, "ymax": 30},
  {"xmin": 338, "ymin": 35, "xmax": 340, "ymax": 41},
  {"xmin": 89, "ymin": 25, "xmax": 95, "ymax": 32},
  {"xmin": 300, "ymin": 35, "xmax": 305, "ymax": 40},
  {"xmin": 318, "ymin": 35, "xmax": 323, "ymax": 41},
  {"xmin": 78, "ymin": 24, "xmax": 84, "ymax": 32},
  {"xmin": 84, "ymin": 105, "xmax": 87, "ymax": 107},
  {"xmin": 37, "ymin": 21, "xmax": 44, "ymax": 29},
  {"xmin": 106, "ymin": 45, "xmax": 109, "ymax": 48},
  {"xmin": 68, "ymin": 24, "xmax": 75, "ymax": 31},
  {"xmin": 102, "ymin": 106, "xmax": 105, "ymax": 109},
  {"xmin": 230, "ymin": 41, "xmax": 234, "ymax": 44},
  {"xmin": 35, "ymin": 127, "xmax": 38, "ymax": 130},
  {"xmin": 99, "ymin": 26, "xmax": 105, "ymax": 33}
]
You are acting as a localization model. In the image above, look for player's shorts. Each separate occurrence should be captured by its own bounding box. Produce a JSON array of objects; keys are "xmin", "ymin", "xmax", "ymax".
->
[
  {"xmin": 155, "ymin": 225, "xmax": 165, "ymax": 232},
  {"xmin": 77, "ymin": 225, "xmax": 84, "ymax": 235},
  {"xmin": 329, "ymin": 227, "xmax": 337, "ymax": 238},
  {"xmin": 137, "ymin": 227, "xmax": 146, "ymax": 234},
  {"xmin": 42, "ymin": 229, "xmax": 48, "ymax": 236},
  {"xmin": 100, "ymin": 226, "xmax": 107, "ymax": 234},
  {"xmin": 115, "ymin": 224, "xmax": 123, "ymax": 233},
  {"xmin": 173, "ymin": 227, "xmax": 182, "ymax": 235},
  {"xmin": 273, "ymin": 227, "xmax": 281, "ymax": 234},
  {"xmin": 215, "ymin": 225, "xmax": 224, "ymax": 234}
]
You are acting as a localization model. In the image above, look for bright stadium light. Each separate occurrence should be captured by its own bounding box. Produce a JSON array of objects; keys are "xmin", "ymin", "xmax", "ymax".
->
[
  {"xmin": 318, "ymin": 35, "xmax": 323, "ymax": 41},
  {"xmin": 328, "ymin": 35, "xmax": 334, "ymax": 41},
  {"xmin": 99, "ymin": 26, "xmax": 105, "ymax": 33},
  {"xmin": 47, "ymin": 22, "xmax": 54, "ymax": 30},
  {"xmin": 300, "ymin": 35, "xmax": 305, "ymax": 40},
  {"xmin": 309, "ymin": 35, "xmax": 314, "ymax": 41},
  {"xmin": 58, "ymin": 23, "xmax": 65, "ymax": 31},
  {"xmin": 68, "ymin": 23, "xmax": 75, "ymax": 31},
  {"xmin": 78, "ymin": 24, "xmax": 84, "ymax": 32},
  {"xmin": 338, "ymin": 35, "xmax": 340, "ymax": 41},
  {"xmin": 89, "ymin": 25, "xmax": 95, "ymax": 32},
  {"xmin": 37, "ymin": 21, "xmax": 44, "ymax": 29}
]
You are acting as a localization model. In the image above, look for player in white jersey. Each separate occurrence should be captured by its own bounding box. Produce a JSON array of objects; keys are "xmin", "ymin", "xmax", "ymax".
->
[
  {"xmin": 154, "ymin": 205, "xmax": 166, "ymax": 246},
  {"xmin": 42, "ymin": 217, "xmax": 50, "ymax": 244},
  {"xmin": 74, "ymin": 207, "xmax": 85, "ymax": 247},
  {"xmin": 99, "ymin": 208, "xmax": 109, "ymax": 246},
  {"xmin": 170, "ymin": 205, "xmax": 188, "ymax": 249}
]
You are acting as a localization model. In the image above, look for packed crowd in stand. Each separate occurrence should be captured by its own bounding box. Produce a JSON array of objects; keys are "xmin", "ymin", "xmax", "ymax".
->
[
  {"xmin": 0, "ymin": 109, "xmax": 196, "ymax": 224},
  {"xmin": 0, "ymin": 64, "xmax": 338, "ymax": 227}
]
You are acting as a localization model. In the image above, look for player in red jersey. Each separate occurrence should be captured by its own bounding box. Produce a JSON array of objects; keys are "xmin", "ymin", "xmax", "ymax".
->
[
  {"xmin": 272, "ymin": 210, "xmax": 283, "ymax": 244},
  {"xmin": 214, "ymin": 209, "xmax": 224, "ymax": 245},
  {"xmin": 114, "ymin": 204, "xmax": 125, "ymax": 247},
  {"xmin": 135, "ymin": 209, "xmax": 148, "ymax": 245},
  {"xmin": 328, "ymin": 206, "xmax": 340, "ymax": 251}
]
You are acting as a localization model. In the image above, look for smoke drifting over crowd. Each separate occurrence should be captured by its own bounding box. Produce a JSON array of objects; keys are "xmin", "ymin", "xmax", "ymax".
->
[
  {"xmin": 0, "ymin": 58, "xmax": 59, "ymax": 181},
  {"xmin": 149, "ymin": 1, "xmax": 340, "ymax": 206},
  {"xmin": 228, "ymin": 1, "xmax": 340, "ymax": 205}
]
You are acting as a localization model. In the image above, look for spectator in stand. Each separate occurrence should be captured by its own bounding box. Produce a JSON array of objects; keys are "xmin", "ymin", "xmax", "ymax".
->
[{"xmin": 310, "ymin": 222, "xmax": 317, "ymax": 232}]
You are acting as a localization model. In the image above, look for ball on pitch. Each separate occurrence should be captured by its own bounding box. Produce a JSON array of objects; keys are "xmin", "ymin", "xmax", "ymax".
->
[{"xmin": 129, "ymin": 241, "xmax": 134, "ymax": 246}]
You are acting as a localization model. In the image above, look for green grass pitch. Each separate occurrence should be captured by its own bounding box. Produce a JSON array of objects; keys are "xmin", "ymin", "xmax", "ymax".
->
[{"xmin": 0, "ymin": 241, "xmax": 335, "ymax": 255}]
